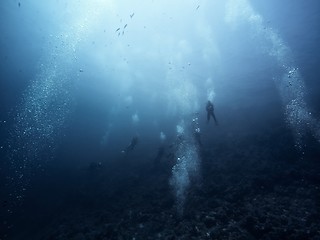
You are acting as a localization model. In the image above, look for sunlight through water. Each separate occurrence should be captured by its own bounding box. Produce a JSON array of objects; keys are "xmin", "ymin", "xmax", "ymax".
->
[{"xmin": 225, "ymin": 0, "xmax": 320, "ymax": 154}]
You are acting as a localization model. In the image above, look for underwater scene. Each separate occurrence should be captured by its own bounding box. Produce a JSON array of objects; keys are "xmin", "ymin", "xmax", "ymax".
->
[{"xmin": 1, "ymin": 0, "xmax": 320, "ymax": 239}]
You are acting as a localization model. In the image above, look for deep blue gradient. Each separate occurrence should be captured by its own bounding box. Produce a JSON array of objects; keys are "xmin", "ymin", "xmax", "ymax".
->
[{"xmin": 1, "ymin": 1, "xmax": 320, "ymax": 239}]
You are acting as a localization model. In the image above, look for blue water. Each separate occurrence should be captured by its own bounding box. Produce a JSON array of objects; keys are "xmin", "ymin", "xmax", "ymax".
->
[{"xmin": 1, "ymin": 0, "xmax": 320, "ymax": 239}]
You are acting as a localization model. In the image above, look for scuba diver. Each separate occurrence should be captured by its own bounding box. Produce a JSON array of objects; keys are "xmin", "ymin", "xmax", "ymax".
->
[
  {"xmin": 206, "ymin": 100, "xmax": 218, "ymax": 125},
  {"xmin": 192, "ymin": 114, "xmax": 203, "ymax": 147},
  {"xmin": 122, "ymin": 136, "xmax": 139, "ymax": 155},
  {"xmin": 153, "ymin": 146, "xmax": 165, "ymax": 168}
]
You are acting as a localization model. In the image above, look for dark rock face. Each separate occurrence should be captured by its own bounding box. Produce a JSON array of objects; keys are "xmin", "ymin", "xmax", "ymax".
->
[{"xmin": 5, "ymin": 133, "xmax": 320, "ymax": 240}]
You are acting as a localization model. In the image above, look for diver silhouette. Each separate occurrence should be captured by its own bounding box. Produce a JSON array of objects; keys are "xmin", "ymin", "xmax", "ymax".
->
[
  {"xmin": 192, "ymin": 114, "xmax": 203, "ymax": 147},
  {"xmin": 122, "ymin": 136, "xmax": 138, "ymax": 155},
  {"xmin": 206, "ymin": 100, "xmax": 218, "ymax": 125},
  {"xmin": 154, "ymin": 146, "xmax": 165, "ymax": 167}
]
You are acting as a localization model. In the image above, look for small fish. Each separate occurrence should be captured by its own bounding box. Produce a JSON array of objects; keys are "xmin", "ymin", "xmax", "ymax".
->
[
  {"xmin": 196, "ymin": 5, "xmax": 200, "ymax": 10},
  {"xmin": 115, "ymin": 28, "xmax": 120, "ymax": 32},
  {"xmin": 124, "ymin": 24, "xmax": 128, "ymax": 29},
  {"xmin": 122, "ymin": 31, "xmax": 124, "ymax": 35},
  {"xmin": 130, "ymin": 13, "xmax": 135, "ymax": 18},
  {"xmin": 18, "ymin": 2, "xmax": 21, "ymax": 7},
  {"xmin": 118, "ymin": 32, "xmax": 121, "ymax": 37}
]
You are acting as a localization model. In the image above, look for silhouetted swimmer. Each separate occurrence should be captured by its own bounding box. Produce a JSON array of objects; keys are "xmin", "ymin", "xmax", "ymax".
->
[
  {"xmin": 153, "ymin": 145, "xmax": 166, "ymax": 171},
  {"xmin": 122, "ymin": 136, "xmax": 138, "ymax": 155},
  {"xmin": 192, "ymin": 115, "xmax": 203, "ymax": 147},
  {"xmin": 206, "ymin": 100, "xmax": 218, "ymax": 125},
  {"xmin": 194, "ymin": 128, "xmax": 202, "ymax": 147},
  {"xmin": 154, "ymin": 146, "xmax": 165, "ymax": 166}
]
